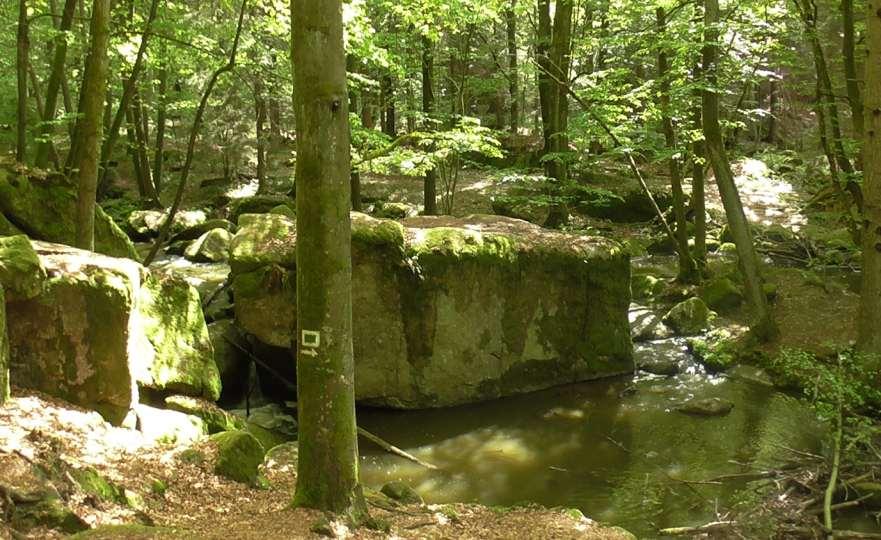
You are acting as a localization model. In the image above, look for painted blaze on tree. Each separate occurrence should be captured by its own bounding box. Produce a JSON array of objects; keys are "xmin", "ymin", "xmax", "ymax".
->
[{"xmin": 290, "ymin": 0, "xmax": 366, "ymax": 519}]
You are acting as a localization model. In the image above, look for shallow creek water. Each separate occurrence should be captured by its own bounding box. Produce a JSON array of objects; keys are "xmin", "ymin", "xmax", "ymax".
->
[{"xmin": 357, "ymin": 340, "xmax": 822, "ymax": 537}]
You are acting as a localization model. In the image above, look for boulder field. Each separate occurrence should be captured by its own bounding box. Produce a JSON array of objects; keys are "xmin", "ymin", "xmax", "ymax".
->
[
  {"xmin": 230, "ymin": 212, "xmax": 633, "ymax": 408},
  {"xmin": 0, "ymin": 236, "xmax": 219, "ymax": 424}
]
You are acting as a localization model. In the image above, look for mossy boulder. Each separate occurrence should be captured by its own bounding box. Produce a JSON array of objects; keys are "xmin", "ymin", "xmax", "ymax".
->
[
  {"xmin": 699, "ymin": 277, "xmax": 744, "ymax": 312},
  {"xmin": 662, "ymin": 297, "xmax": 713, "ymax": 336},
  {"xmin": 164, "ymin": 395, "xmax": 244, "ymax": 434},
  {"xmin": 12, "ymin": 495, "xmax": 89, "ymax": 534},
  {"xmin": 136, "ymin": 274, "xmax": 220, "ymax": 401},
  {"xmin": 0, "ymin": 285, "xmax": 8, "ymax": 405},
  {"xmin": 231, "ymin": 213, "xmax": 633, "ymax": 408},
  {"xmin": 631, "ymin": 274, "xmax": 665, "ymax": 300},
  {"xmin": 233, "ymin": 404, "xmax": 297, "ymax": 451},
  {"xmin": 0, "ymin": 168, "xmax": 137, "ymax": 259},
  {"xmin": 229, "ymin": 195, "xmax": 294, "ymax": 224},
  {"xmin": 70, "ymin": 466, "xmax": 124, "ymax": 502},
  {"xmin": 374, "ymin": 201, "xmax": 417, "ymax": 219},
  {"xmin": 380, "ymin": 481, "xmax": 423, "ymax": 504},
  {"xmin": 127, "ymin": 209, "xmax": 207, "ymax": 240},
  {"xmin": 269, "ymin": 204, "xmax": 296, "ymax": 219},
  {"xmin": 184, "ymin": 228, "xmax": 232, "ymax": 263},
  {"xmin": 170, "ymin": 218, "xmax": 236, "ymax": 243},
  {"xmin": 6, "ymin": 242, "xmax": 219, "ymax": 424},
  {"xmin": 0, "ymin": 234, "xmax": 47, "ymax": 299},
  {"xmin": 210, "ymin": 430, "xmax": 266, "ymax": 484}
]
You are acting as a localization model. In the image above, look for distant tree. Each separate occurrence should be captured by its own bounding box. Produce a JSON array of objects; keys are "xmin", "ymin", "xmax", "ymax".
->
[
  {"xmin": 16, "ymin": 0, "xmax": 28, "ymax": 163},
  {"xmin": 291, "ymin": 0, "xmax": 367, "ymax": 520}
]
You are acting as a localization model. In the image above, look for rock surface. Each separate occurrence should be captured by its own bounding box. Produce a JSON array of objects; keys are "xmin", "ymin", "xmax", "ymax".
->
[
  {"xmin": 230, "ymin": 213, "xmax": 632, "ymax": 408},
  {"xmin": 699, "ymin": 277, "xmax": 744, "ymax": 312},
  {"xmin": 662, "ymin": 297, "xmax": 713, "ymax": 336},
  {"xmin": 0, "ymin": 168, "xmax": 138, "ymax": 260},
  {"xmin": 0, "ymin": 234, "xmax": 47, "ymax": 299},
  {"xmin": 6, "ymin": 241, "xmax": 219, "ymax": 424},
  {"xmin": 184, "ymin": 228, "xmax": 232, "ymax": 263},
  {"xmin": 210, "ymin": 430, "xmax": 266, "ymax": 484},
  {"xmin": 676, "ymin": 397, "xmax": 734, "ymax": 417}
]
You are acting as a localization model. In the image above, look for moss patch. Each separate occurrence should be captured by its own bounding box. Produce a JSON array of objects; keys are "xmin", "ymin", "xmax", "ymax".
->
[
  {"xmin": 0, "ymin": 234, "xmax": 47, "ymax": 299},
  {"xmin": 210, "ymin": 430, "xmax": 266, "ymax": 484}
]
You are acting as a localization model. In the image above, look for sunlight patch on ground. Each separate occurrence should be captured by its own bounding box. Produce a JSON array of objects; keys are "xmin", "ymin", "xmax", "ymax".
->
[{"xmin": 225, "ymin": 178, "xmax": 260, "ymax": 199}]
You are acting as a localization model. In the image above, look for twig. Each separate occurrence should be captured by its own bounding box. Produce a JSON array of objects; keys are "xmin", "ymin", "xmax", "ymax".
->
[
  {"xmin": 659, "ymin": 521, "xmax": 735, "ymax": 536},
  {"xmin": 809, "ymin": 493, "xmax": 873, "ymax": 514},
  {"xmin": 824, "ymin": 407, "xmax": 843, "ymax": 540}
]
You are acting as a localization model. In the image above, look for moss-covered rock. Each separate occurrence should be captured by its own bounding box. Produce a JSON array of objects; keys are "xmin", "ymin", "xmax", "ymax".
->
[
  {"xmin": 229, "ymin": 195, "xmax": 294, "ymax": 224},
  {"xmin": 12, "ymin": 495, "xmax": 89, "ymax": 534},
  {"xmin": 631, "ymin": 274, "xmax": 665, "ymax": 300},
  {"xmin": 699, "ymin": 277, "xmax": 744, "ymax": 312},
  {"xmin": 676, "ymin": 397, "xmax": 734, "ymax": 417},
  {"xmin": 231, "ymin": 213, "xmax": 633, "ymax": 408},
  {"xmin": 210, "ymin": 430, "xmax": 266, "ymax": 484},
  {"xmin": 170, "ymin": 218, "xmax": 236, "ymax": 243},
  {"xmin": 662, "ymin": 297, "xmax": 713, "ymax": 336},
  {"xmin": 374, "ymin": 201, "xmax": 417, "ymax": 219},
  {"xmin": 381, "ymin": 481, "xmax": 423, "ymax": 504},
  {"xmin": 269, "ymin": 204, "xmax": 296, "ymax": 219},
  {"xmin": 127, "ymin": 209, "xmax": 207, "ymax": 240},
  {"xmin": 184, "ymin": 228, "xmax": 232, "ymax": 263},
  {"xmin": 0, "ymin": 285, "xmax": 8, "ymax": 405},
  {"xmin": 0, "ymin": 234, "xmax": 47, "ymax": 299},
  {"xmin": 164, "ymin": 395, "xmax": 244, "ymax": 434},
  {"xmin": 0, "ymin": 169, "xmax": 137, "ymax": 259},
  {"xmin": 70, "ymin": 466, "xmax": 123, "ymax": 502},
  {"xmin": 233, "ymin": 403, "xmax": 297, "ymax": 451}
]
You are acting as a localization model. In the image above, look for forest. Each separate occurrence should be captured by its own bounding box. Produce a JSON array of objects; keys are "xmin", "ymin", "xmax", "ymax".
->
[{"xmin": 1, "ymin": 0, "xmax": 881, "ymax": 537}]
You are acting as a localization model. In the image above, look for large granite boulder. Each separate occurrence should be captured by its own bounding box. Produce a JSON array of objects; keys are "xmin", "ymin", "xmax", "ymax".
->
[
  {"xmin": 230, "ymin": 213, "xmax": 632, "ymax": 408},
  {"xmin": 0, "ymin": 167, "xmax": 138, "ymax": 260},
  {"xmin": 6, "ymin": 241, "xmax": 220, "ymax": 423}
]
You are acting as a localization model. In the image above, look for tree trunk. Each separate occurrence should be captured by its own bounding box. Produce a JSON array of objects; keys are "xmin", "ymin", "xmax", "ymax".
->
[
  {"xmin": 126, "ymin": 104, "xmax": 147, "ymax": 197},
  {"xmin": 97, "ymin": 0, "xmax": 160, "ymax": 191},
  {"xmin": 703, "ymin": 0, "xmax": 776, "ymax": 341},
  {"xmin": 842, "ymin": 0, "xmax": 864, "ymax": 139},
  {"xmin": 657, "ymin": 7, "xmax": 698, "ymax": 283},
  {"xmin": 132, "ymin": 89, "xmax": 158, "ymax": 203},
  {"xmin": 380, "ymin": 74, "xmax": 396, "ymax": 137},
  {"xmin": 153, "ymin": 62, "xmax": 168, "ymax": 194},
  {"xmin": 255, "ymin": 79, "xmax": 268, "ymax": 194},
  {"xmin": 35, "ymin": 0, "xmax": 77, "ymax": 168},
  {"xmin": 72, "ymin": 0, "xmax": 110, "ymax": 251},
  {"xmin": 16, "ymin": 0, "xmax": 29, "ymax": 163},
  {"xmin": 506, "ymin": 1, "xmax": 519, "ymax": 134},
  {"xmin": 291, "ymin": 0, "xmax": 366, "ymax": 519},
  {"xmin": 422, "ymin": 35, "xmax": 438, "ymax": 215},
  {"xmin": 857, "ymin": 0, "xmax": 881, "ymax": 360}
]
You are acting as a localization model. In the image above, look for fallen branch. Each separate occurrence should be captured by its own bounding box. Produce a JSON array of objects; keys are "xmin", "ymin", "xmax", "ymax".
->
[
  {"xmin": 809, "ymin": 493, "xmax": 873, "ymax": 514},
  {"xmin": 659, "ymin": 521, "xmax": 735, "ymax": 536},
  {"xmin": 823, "ymin": 408, "xmax": 843, "ymax": 540}
]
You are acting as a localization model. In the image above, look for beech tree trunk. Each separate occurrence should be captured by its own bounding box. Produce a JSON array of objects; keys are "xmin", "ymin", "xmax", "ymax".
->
[
  {"xmin": 35, "ymin": 0, "xmax": 77, "ymax": 168},
  {"xmin": 380, "ymin": 74, "xmax": 396, "ymax": 137},
  {"xmin": 16, "ymin": 0, "xmax": 29, "ymax": 163},
  {"xmin": 153, "ymin": 62, "xmax": 168, "ymax": 194},
  {"xmin": 842, "ymin": 0, "xmax": 864, "ymax": 139},
  {"xmin": 291, "ymin": 0, "xmax": 366, "ymax": 519},
  {"xmin": 422, "ymin": 35, "xmax": 438, "ymax": 216},
  {"xmin": 857, "ymin": 0, "xmax": 881, "ymax": 360},
  {"xmin": 506, "ymin": 1, "xmax": 519, "ymax": 134},
  {"xmin": 73, "ymin": 0, "xmax": 110, "ymax": 251},
  {"xmin": 703, "ymin": 0, "xmax": 776, "ymax": 341}
]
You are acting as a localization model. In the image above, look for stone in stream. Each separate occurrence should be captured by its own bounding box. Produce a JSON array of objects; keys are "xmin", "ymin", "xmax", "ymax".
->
[
  {"xmin": 230, "ymin": 213, "xmax": 633, "ymax": 408},
  {"xmin": 126, "ymin": 209, "xmax": 207, "ymax": 240},
  {"xmin": 184, "ymin": 228, "xmax": 232, "ymax": 263},
  {"xmin": 634, "ymin": 340, "xmax": 683, "ymax": 376},
  {"xmin": 662, "ymin": 297, "xmax": 714, "ymax": 336},
  {"xmin": 0, "ymin": 169, "xmax": 137, "ymax": 260},
  {"xmin": 629, "ymin": 305, "xmax": 672, "ymax": 342},
  {"xmin": 5, "ymin": 241, "xmax": 220, "ymax": 424},
  {"xmin": 676, "ymin": 397, "xmax": 734, "ymax": 417}
]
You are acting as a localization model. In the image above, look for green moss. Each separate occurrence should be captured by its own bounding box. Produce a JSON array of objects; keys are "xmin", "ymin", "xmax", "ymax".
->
[
  {"xmin": 663, "ymin": 297, "xmax": 714, "ymax": 336},
  {"xmin": 71, "ymin": 467, "xmax": 123, "ymax": 502},
  {"xmin": 0, "ymin": 234, "xmax": 47, "ymax": 299},
  {"xmin": 150, "ymin": 478, "xmax": 168, "ymax": 495},
  {"xmin": 210, "ymin": 430, "xmax": 266, "ymax": 484},
  {"xmin": 165, "ymin": 395, "xmax": 243, "ymax": 433},
  {"xmin": 229, "ymin": 213, "xmax": 297, "ymax": 273},
  {"xmin": 269, "ymin": 204, "xmax": 296, "ymax": 219},
  {"xmin": 351, "ymin": 216, "xmax": 405, "ymax": 249},
  {"xmin": 177, "ymin": 448, "xmax": 206, "ymax": 465},
  {"xmin": 699, "ymin": 277, "xmax": 744, "ymax": 312},
  {"xmin": 12, "ymin": 497, "xmax": 88, "ymax": 534}
]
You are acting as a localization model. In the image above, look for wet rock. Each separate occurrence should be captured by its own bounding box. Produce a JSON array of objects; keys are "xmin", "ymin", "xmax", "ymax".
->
[
  {"xmin": 134, "ymin": 404, "xmax": 206, "ymax": 444},
  {"xmin": 0, "ymin": 234, "xmax": 46, "ymax": 299},
  {"xmin": 0, "ymin": 169, "xmax": 138, "ymax": 260},
  {"xmin": 727, "ymin": 364, "xmax": 773, "ymax": 387},
  {"xmin": 676, "ymin": 397, "xmax": 734, "ymax": 417},
  {"xmin": 230, "ymin": 213, "xmax": 633, "ymax": 408},
  {"xmin": 700, "ymin": 277, "xmax": 743, "ymax": 312},
  {"xmin": 381, "ymin": 481, "xmax": 423, "ymax": 504},
  {"xmin": 634, "ymin": 340, "xmax": 683, "ymax": 376},
  {"xmin": 210, "ymin": 430, "xmax": 266, "ymax": 484},
  {"xmin": 6, "ymin": 241, "xmax": 219, "ymax": 424},
  {"xmin": 184, "ymin": 228, "xmax": 232, "ymax": 263},
  {"xmin": 629, "ymin": 305, "xmax": 672, "ymax": 342},
  {"xmin": 164, "ymin": 395, "xmax": 244, "ymax": 434},
  {"xmin": 662, "ymin": 297, "xmax": 713, "ymax": 336}
]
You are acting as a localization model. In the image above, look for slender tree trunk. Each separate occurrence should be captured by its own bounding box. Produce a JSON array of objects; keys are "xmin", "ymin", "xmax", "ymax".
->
[
  {"xmin": 132, "ymin": 89, "xmax": 157, "ymax": 203},
  {"xmin": 766, "ymin": 78, "xmax": 778, "ymax": 143},
  {"xmin": 255, "ymin": 79, "xmax": 268, "ymax": 194},
  {"xmin": 16, "ymin": 0, "xmax": 29, "ymax": 163},
  {"xmin": 506, "ymin": 1, "xmax": 519, "ymax": 134},
  {"xmin": 126, "ymin": 103, "xmax": 147, "ymax": 197},
  {"xmin": 657, "ymin": 7, "xmax": 698, "ymax": 283},
  {"xmin": 380, "ymin": 74, "xmax": 396, "ymax": 137},
  {"xmin": 291, "ymin": 0, "xmax": 366, "ymax": 520},
  {"xmin": 422, "ymin": 35, "xmax": 438, "ymax": 215},
  {"xmin": 842, "ymin": 0, "xmax": 864, "ymax": 139},
  {"xmin": 857, "ymin": 0, "xmax": 881, "ymax": 360},
  {"xmin": 97, "ymin": 0, "xmax": 160, "ymax": 190},
  {"xmin": 73, "ymin": 0, "xmax": 110, "ymax": 251},
  {"xmin": 35, "ymin": 0, "xmax": 77, "ymax": 168},
  {"xmin": 153, "ymin": 63, "xmax": 168, "ymax": 194},
  {"xmin": 703, "ymin": 0, "xmax": 776, "ymax": 341},
  {"xmin": 690, "ymin": 0, "xmax": 707, "ymax": 268}
]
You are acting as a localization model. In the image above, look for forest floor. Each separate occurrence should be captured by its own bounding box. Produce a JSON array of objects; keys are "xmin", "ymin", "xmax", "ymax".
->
[{"xmin": 0, "ymin": 391, "xmax": 635, "ymax": 540}]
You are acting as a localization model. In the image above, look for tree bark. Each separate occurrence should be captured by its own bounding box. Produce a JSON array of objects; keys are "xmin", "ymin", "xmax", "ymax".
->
[
  {"xmin": 506, "ymin": 1, "xmax": 519, "ymax": 134},
  {"xmin": 16, "ymin": 0, "xmax": 29, "ymax": 163},
  {"xmin": 422, "ymin": 35, "xmax": 438, "ymax": 215},
  {"xmin": 857, "ymin": 0, "xmax": 881, "ymax": 360},
  {"xmin": 255, "ymin": 78, "xmax": 268, "ymax": 194},
  {"xmin": 291, "ymin": 0, "xmax": 366, "ymax": 519},
  {"xmin": 153, "ymin": 62, "xmax": 168, "ymax": 194},
  {"xmin": 691, "ymin": 0, "xmax": 707, "ymax": 268},
  {"xmin": 842, "ymin": 0, "xmax": 864, "ymax": 139},
  {"xmin": 657, "ymin": 7, "xmax": 698, "ymax": 283},
  {"xmin": 380, "ymin": 74, "xmax": 396, "ymax": 137},
  {"xmin": 72, "ymin": 0, "xmax": 110, "ymax": 251},
  {"xmin": 703, "ymin": 0, "xmax": 776, "ymax": 341},
  {"xmin": 132, "ymin": 89, "xmax": 158, "ymax": 203},
  {"xmin": 35, "ymin": 0, "xmax": 77, "ymax": 168}
]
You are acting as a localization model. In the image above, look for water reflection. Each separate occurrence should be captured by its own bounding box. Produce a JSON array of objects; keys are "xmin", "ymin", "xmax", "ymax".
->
[{"xmin": 357, "ymin": 348, "xmax": 821, "ymax": 536}]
